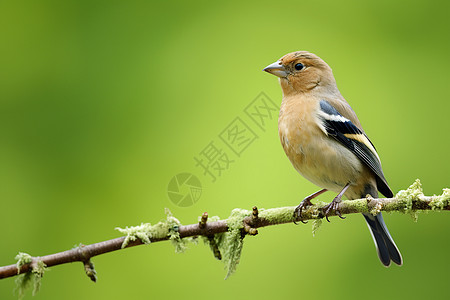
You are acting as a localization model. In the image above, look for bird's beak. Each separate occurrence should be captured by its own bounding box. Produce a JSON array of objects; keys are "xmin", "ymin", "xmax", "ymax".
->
[{"xmin": 263, "ymin": 61, "xmax": 288, "ymax": 78}]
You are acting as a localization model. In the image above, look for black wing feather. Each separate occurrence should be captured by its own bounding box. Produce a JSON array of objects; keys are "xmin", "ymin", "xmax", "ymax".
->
[{"xmin": 319, "ymin": 100, "xmax": 393, "ymax": 197}]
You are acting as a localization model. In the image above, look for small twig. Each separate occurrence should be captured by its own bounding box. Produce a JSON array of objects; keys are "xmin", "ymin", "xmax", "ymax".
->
[{"xmin": 199, "ymin": 212, "xmax": 208, "ymax": 229}]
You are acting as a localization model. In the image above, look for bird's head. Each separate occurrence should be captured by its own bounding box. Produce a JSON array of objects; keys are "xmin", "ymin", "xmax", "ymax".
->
[{"xmin": 264, "ymin": 51, "xmax": 337, "ymax": 96}]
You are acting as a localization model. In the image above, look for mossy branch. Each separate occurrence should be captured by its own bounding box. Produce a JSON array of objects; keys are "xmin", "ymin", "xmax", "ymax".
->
[{"xmin": 0, "ymin": 180, "xmax": 449, "ymax": 296}]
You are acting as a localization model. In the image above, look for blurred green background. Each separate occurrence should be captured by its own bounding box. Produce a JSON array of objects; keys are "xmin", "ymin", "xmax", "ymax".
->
[{"xmin": 1, "ymin": 0, "xmax": 449, "ymax": 299}]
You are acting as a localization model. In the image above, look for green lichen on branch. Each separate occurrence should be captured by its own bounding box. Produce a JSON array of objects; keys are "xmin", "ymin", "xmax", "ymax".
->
[
  {"xmin": 15, "ymin": 252, "xmax": 32, "ymax": 274},
  {"xmin": 115, "ymin": 208, "xmax": 189, "ymax": 253},
  {"xmin": 340, "ymin": 198, "xmax": 371, "ymax": 214},
  {"xmin": 14, "ymin": 255, "xmax": 47, "ymax": 300},
  {"xmin": 258, "ymin": 206, "xmax": 297, "ymax": 223},
  {"xmin": 396, "ymin": 179, "xmax": 423, "ymax": 211},
  {"xmin": 115, "ymin": 208, "xmax": 252, "ymax": 278},
  {"xmin": 429, "ymin": 188, "xmax": 450, "ymax": 210},
  {"xmin": 368, "ymin": 195, "xmax": 383, "ymax": 216},
  {"xmin": 30, "ymin": 260, "xmax": 46, "ymax": 296},
  {"xmin": 395, "ymin": 179, "xmax": 424, "ymax": 221},
  {"xmin": 220, "ymin": 208, "xmax": 251, "ymax": 279},
  {"xmin": 115, "ymin": 223, "xmax": 154, "ymax": 247},
  {"xmin": 311, "ymin": 219, "xmax": 322, "ymax": 237},
  {"xmin": 15, "ymin": 272, "xmax": 33, "ymax": 300},
  {"xmin": 200, "ymin": 216, "xmax": 223, "ymax": 260},
  {"xmin": 165, "ymin": 208, "xmax": 189, "ymax": 253}
]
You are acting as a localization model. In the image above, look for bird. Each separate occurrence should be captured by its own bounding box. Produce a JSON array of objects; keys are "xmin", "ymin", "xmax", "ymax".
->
[{"xmin": 263, "ymin": 51, "xmax": 402, "ymax": 267}]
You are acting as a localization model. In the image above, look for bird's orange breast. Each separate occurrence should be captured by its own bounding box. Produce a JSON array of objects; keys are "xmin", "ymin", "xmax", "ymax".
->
[
  {"xmin": 278, "ymin": 95, "xmax": 320, "ymax": 166},
  {"xmin": 278, "ymin": 95, "xmax": 364, "ymax": 193}
]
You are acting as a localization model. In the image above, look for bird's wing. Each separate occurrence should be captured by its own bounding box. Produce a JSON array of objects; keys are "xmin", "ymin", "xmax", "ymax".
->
[{"xmin": 317, "ymin": 100, "xmax": 393, "ymax": 197}]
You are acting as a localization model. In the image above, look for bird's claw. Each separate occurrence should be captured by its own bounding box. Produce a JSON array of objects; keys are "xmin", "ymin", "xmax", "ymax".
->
[
  {"xmin": 293, "ymin": 199, "xmax": 313, "ymax": 224},
  {"xmin": 322, "ymin": 198, "xmax": 346, "ymax": 222}
]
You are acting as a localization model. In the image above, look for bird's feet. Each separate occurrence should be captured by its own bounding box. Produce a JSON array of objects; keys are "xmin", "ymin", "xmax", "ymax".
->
[
  {"xmin": 293, "ymin": 198, "xmax": 313, "ymax": 224},
  {"xmin": 322, "ymin": 183, "xmax": 350, "ymax": 222},
  {"xmin": 293, "ymin": 189, "xmax": 328, "ymax": 224},
  {"xmin": 322, "ymin": 195, "xmax": 346, "ymax": 222}
]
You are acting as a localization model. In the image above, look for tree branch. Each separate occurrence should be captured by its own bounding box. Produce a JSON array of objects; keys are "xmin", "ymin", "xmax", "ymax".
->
[{"xmin": 0, "ymin": 180, "xmax": 448, "ymax": 282}]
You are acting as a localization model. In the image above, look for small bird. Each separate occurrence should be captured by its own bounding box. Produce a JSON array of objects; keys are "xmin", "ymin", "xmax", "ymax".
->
[{"xmin": 263, "ymin": 51, "xmax": 402, "ymax": 267}]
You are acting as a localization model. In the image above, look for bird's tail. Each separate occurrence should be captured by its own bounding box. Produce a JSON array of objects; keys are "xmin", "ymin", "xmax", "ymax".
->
[{"xmin": 362, "ymin": 212, "xmax": 403, "ymax": 267}]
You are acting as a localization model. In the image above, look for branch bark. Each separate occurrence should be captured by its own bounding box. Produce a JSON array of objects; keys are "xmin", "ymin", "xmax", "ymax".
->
[{"xmin": 0, "ymin": 181, "xmax": 448, "ymax": 280}]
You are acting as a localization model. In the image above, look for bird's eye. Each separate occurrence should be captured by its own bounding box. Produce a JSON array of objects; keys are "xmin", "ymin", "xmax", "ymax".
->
[{"xmin": 294, "ymin": 63, "xmax": 304, "ymax": 71}]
